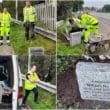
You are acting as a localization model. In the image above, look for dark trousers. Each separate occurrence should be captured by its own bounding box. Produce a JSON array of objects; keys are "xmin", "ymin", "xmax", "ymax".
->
[
  {"xmin": 22, "ymin": 87, "xmax": 38, "ymax": 104},
  {"xmin": 24, "ymin": 22, "xmax": 35, "ymax": 40}
]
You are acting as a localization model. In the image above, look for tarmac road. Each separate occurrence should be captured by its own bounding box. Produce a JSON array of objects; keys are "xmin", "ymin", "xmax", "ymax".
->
[
  {"xmin": 90, "ymin": 12, "xmax": 110, "ymax": 24},
  {"xmin": 91, "ymin": 12, "xmax": 110, "ymax": 39}
]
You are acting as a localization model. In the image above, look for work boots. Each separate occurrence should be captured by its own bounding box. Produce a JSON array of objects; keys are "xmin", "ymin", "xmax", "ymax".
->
[
  {"xmin": 0, "ymin": 36, "xmax": 3, "ymax": 46},
  {"xmin": 6, "ymin": 36, "xmax": 11, "ymax": 46},
  {"xmin": 0, "ymin": 36, "xmax": 11, "ymax": 46}
]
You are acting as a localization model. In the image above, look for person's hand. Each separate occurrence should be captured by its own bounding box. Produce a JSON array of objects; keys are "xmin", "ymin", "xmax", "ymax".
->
[{"xmin": 34, "ymin": 79, "xmax": 40, "ymax": 83}]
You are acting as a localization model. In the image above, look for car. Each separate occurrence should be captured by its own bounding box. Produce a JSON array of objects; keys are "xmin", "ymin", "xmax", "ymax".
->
[{"xmin": 0, "ymin": 55, "xmax": 23, "ymax": 110}]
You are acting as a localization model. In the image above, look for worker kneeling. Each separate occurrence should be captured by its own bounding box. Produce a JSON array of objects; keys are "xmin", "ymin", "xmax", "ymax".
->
[
  {"xmin": 81, "ymin": 12, "xmax": 100, "ymax": 43},
  {"xmin": 0, "ymin": 8, "xmax": 11, "ymax": 46}
]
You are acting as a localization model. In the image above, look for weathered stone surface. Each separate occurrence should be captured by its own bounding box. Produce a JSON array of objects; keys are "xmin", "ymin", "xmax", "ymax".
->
[
  {"xmin": 76, "ymin": 62, "xmax": 110, "ymax": 101},
  {"xmin": 70, "ymin": 32, "xmax": 82, "ymax": 46}
]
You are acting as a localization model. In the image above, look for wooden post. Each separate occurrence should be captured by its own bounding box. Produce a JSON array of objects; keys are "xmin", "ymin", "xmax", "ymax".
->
[{"xmin": 16, "ymin": 0, "xmax": 18, "ymax": 20}]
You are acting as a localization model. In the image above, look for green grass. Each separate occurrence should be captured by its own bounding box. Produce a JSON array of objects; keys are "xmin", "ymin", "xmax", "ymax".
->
[
  {"xmin": 11, "ymin": 23, "xmax": 56, "ymax": 55},
  {"xmin": 57, "ymin": 39, "xmax": 85, "ymax": 55},
  {"xmin": 27, "ymin": 88, "xmax": 56, "ymax": 109}
]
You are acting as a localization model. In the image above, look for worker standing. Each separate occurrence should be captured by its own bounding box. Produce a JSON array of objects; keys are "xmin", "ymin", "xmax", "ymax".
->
[
  {"xmin": 22, "ymin": 64, "xmax": 40, "ymax": 107},
  {"xmin": 81, "ymin": 11, "xmax": 99, "ymax": 43},
  {"xmin": 23, "ymin": 1, "xmax": 36, "ymax": 40},
  {"xmin": 0, "ymin": 8, "xmax": 11, "ymax": 46}
]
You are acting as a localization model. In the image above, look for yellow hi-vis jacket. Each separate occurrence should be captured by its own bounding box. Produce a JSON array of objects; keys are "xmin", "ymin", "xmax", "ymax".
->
[
  {"xmin": 1, "ymin": 12, "xmax": 11, "ymax": 27},
  {"xmin": 23, "ymin": 6, "xmax": 36, "ymax": 23},
  {"xmin": 72, "ymin": 17, "xmax": 82, "ymax": 28},
  {"xmin": 25, "ymin": 71, "xmax": 39, "ymax": 90},
  {"xmin": 81, "ymin": 13, "xmax": 98, "ymax": 28}
]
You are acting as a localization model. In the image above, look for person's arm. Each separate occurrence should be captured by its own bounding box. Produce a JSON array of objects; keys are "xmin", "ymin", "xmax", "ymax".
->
[
  {"xmin": 27, "ymin": 75, "xmax": 36, "ymax": 83},
  {"xmin": 27, "ymin": 74, "xmax": 40, "ymax": 83},
  {"xmin": 33, "ymin": 7, "xmax": 36, "ymax": 22},
  {"xmin": 33, "ymin": 7, "xmax": 36, "ymax": 15},
  {"xmin": 65, "ymin": 22, "xmax": 70, "ymax": 35},
  {"xmin": 65, "ymin": 26, "xmax": 69, "ymax": 34}
]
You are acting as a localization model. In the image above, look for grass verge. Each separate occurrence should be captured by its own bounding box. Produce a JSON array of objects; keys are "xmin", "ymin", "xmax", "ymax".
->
[
  {"xmin": 57, "ymin": 39, "xmax": 85, "ymax": 55},
  {"xmin": 27, "ymin": 88, "xmax": 56, "ymax": 109},
  {"xmin": 11, "ymin": 23, "xmax": 56, "ymax": 55}
]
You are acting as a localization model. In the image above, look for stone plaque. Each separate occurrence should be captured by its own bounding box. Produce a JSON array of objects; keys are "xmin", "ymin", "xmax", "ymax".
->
[
  {"xmin": 29, "ymin": 47, "xmax": 44, "ymax": 56},
  {"xmin": 70, "ymin": 31, "xmax": 82, "ymax": 46},
  {"xmin": 76, "ymin": 62, "xmax": 110, "ymax": 101}
]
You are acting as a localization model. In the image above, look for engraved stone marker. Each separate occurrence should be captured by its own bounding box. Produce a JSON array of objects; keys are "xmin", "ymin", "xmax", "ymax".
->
[
  {"xmin": 29, "ymin": 47, "xmax": 44, "ymax": 56},
  {"xmin": 70, "ymin": 32, "xmax": 82, "ymax": 46},
  {"xmin": 76, "ymin": 62, "xmax": 110, "ymax": 101}
]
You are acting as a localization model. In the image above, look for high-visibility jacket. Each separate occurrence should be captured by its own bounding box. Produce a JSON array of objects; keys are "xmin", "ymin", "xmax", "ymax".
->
[
  {"xmin": 81, "ymin": 13, "xmax": 98, "ymax": 28},
  {"xmin": 23, "ymin": 6, "xmax": 36, "ymax": 23},
  {"xmin": 1, "ymin": 12, "xmax": 11, "ymax": 27},
  {"xmin": 25, "ymin": 71, "xmax": 39, "ymax": 90},
  {"xmin": 72, "ymin": 17, "xmax": 82, "ymax": 28}
]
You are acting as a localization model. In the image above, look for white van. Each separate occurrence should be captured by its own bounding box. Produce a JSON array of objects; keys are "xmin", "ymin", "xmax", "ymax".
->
[{"xmin": 0, "ymin": 55, "xmax": 23, "ymax": 110}]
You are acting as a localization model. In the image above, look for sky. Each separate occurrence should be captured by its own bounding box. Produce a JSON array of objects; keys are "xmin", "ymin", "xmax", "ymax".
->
[{"xmin": 84, "ymin": 0, "xmax": 110, "ymax": 8}]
